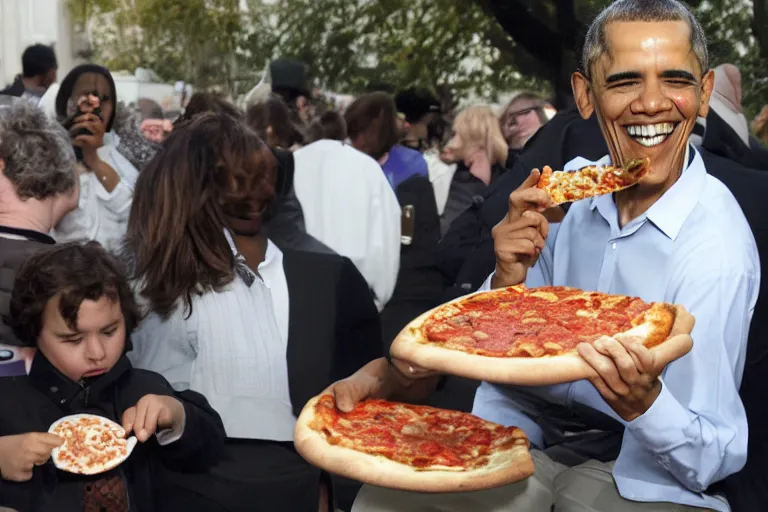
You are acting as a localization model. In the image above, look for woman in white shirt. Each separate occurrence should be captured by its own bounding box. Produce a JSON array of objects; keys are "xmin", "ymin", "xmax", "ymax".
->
[
  {"xmin": 51, "ymin": 64, "xmax": 138, "ymax": 252},
  {"xmin": 125, "ymin": 112, "xmax": 329, "ymax": 511}
]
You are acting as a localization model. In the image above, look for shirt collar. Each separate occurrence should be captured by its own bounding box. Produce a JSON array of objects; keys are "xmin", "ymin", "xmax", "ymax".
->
[
  {"xmin": 587, "ymin": 145, "xmax": 705, "ymax": 240},
  {"xmin": 258, "ymin": 238, "xmax": 283, "ymax": 272}
]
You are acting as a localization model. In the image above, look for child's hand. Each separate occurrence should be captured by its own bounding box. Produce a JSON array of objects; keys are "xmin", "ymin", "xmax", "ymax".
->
[
  {"xmin": 0, "ymin": 433, "xmax": 63, "ymax": 482},
  {"xmin": 122, "ymin": 394, "xmax": 185, "ymax": 443}
]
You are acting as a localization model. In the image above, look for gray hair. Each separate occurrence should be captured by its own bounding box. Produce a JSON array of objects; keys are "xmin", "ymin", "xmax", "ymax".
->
[
  {"xmin": 0, "ymin": 99, "xmax": 77, "ymax": 200},
  {"xmin": 582, "ymin": 0, "xmax": 709, "ymax": 76}
]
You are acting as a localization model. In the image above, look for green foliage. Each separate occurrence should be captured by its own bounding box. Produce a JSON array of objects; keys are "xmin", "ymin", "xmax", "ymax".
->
[
  {"xmin": 693, "ymin": 0, "xmax": 768, "ymax": 119},
  {"xmin": 68, "ymin": 0, "xmax": 767, "ymax": 117}
]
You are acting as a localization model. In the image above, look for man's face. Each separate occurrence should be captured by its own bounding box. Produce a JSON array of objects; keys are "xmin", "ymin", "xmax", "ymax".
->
[
  {"xmin": 572, "ymin": 20, "xmax": 714, "ymax": 190},
  {"xmin": 38, "ymin": 295, "xmax": 126, "ymax": 383}
]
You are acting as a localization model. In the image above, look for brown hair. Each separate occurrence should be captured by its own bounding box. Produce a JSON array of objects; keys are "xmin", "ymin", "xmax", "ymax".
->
[
  {"xmin": 345, "ymin": 92, "xmax": 398, "ymax": 160},
  {"xmin": 6, "ymin": 242, "xmax": 142, "ymax": 346},
  {"xmin": 245, "ymin": 95, "xmax": 304, "ymax": 148},
  {"xmin": 124, "ymin": 113, "xmax": 276, "ymax": 318},
  {"xmin": 307, "ymin": 111, "xmax": 347, "ymax": 143},
  {"xmin": 175, "ymin": 92, "xmax": 243, "ymax": 127}
]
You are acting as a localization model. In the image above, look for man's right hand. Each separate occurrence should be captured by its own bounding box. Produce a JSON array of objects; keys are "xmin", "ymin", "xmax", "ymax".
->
[
  {"xmin": 0, "ymin": 433, "xmax": 63, "ymax": 482},
  {"xmin": 491, "ymin": 169, "xmax": 554, "ymax": 288},
  {"xmin": 331, "ymin": 358, "xmax": 441, "ymax": 413}
]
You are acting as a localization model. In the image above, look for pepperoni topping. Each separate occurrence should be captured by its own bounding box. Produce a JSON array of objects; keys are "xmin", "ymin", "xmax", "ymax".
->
[
  {"xmin": 309, "ymin": 395, "xmax": 527, "ymax": 471},
  {"xmin": 423, "ymin": 286, "xmax": 655, "ymax": 357}
]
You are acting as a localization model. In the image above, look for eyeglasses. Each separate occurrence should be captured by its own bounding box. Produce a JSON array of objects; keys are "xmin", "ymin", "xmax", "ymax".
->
[{"xmin": 504, "ymin": 107, "xmax": 539, "ymax": 125}]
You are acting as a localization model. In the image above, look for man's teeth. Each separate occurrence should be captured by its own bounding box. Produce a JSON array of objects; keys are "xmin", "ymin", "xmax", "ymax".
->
[{"xmin": 625, "ymin": 123, "xmax": 676, "ymax": 147}]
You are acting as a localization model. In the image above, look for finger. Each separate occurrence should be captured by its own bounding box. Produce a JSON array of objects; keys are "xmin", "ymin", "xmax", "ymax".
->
[
  {"xmin": 587, "ymin": 374, "xmax": 620, "ymax": 403},
  {"xmin": 510, "ymin": 188, "xmax": 554, "ymax": 216},
  {"xmin": 497, "ymin": 238, "xmax": 538, "ymax": 258},
  {"xmin": 131, "ymin": 399, "xmax": 149, "ymax": 440},
  {"xmin": 669, "ymin": 305, "xmax": 695, "ymax": 336},
  {"xmin": 519, "ymin": 169, "xmax": 541, "ymax": 190},
  {"xmin": 122, "ymin": 406, "xmax": 137, "ymax": 435},
  {"xmin": 613, "ymin": 334, "xmax": 654, "ymax": 374},
  {"xmin": 577, "ymin": 342, "xmax": 631, "ymax": 396},
  {"xmin": 31, "ymin": 433, "xmax": 64, "ymax": 450},
  {"xmin": 390, "ymin": 358, "xmax": 437, "ymax": 379},
  {"xmin": 333, "ymin": 379, "xmax": 370, "ymax": 413},
  {"xmin": 9, "ymin": 467, "xmax": 34, "ymax": 482},
  {"xmin": 140, "ymin": 402, "xmax": 162, "ymax": 441},
  {"xmin": 593, "ymin": 337, "xmax": 642, "ymax": 383}
]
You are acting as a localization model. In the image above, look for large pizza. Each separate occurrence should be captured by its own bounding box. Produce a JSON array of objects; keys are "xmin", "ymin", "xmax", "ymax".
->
[
  {"xmin": 390, "ymin": 285, "xmax": 691, "ymax": 386},
  {"xmin": 537, "ymin": 157, "xmax": 650, "ymax": 205},
  {"xmin": 49, "ymin": 414, "xmax": 137, "ymax": 475},
  {"xmin": 294, "ymin": 394, "xmax": 533, "ymax": 492}
]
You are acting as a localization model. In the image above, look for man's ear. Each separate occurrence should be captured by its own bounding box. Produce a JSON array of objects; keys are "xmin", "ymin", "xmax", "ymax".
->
[
  {"xmin": 0, "ymin": 158, "xmax": 5, "ymax": 175},
  {"xmin": 697, "ymin": 69, "xmax": 716, "ymax": 119},
  {"xmin": 571, "ymin": 71, "xmax": 594, "ymax": 120}
]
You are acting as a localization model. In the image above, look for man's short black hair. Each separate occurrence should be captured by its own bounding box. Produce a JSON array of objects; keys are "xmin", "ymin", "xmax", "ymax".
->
[{"xmin": 22, "ymin": 44, "xmax": 57, "ymax": 78}]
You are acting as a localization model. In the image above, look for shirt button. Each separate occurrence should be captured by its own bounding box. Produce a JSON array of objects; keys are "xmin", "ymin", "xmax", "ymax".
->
[
  {"xmin": 612, "ymin": 242, "xmax": 617, "ymax": 249},
  {"xmin": 49, "ymin": 386, "xmax": 58, "ymax": 393}
]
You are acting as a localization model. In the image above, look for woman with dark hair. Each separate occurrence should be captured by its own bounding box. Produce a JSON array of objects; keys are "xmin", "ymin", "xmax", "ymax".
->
[
  {"xmin": 246, "ymin": 94, "xmax": 305, "ymax": 150},
  {"xmin": 51, "ymin": 64, "xmax": 139, "ymax": 252},
  {"xmin": 126, "ymin": 113, "xmax": 335, "ymax": 510}
]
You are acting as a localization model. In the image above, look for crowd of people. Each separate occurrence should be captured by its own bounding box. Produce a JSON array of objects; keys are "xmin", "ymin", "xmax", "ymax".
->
[{"xmin": 0, "ymin": 0, "xmax": 768, "ymax": 510}]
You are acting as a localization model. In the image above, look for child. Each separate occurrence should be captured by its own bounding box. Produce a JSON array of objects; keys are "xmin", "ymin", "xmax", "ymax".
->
[{"xmin": 0, "ymin": 242, "xmax": 225, "ymax": 511}]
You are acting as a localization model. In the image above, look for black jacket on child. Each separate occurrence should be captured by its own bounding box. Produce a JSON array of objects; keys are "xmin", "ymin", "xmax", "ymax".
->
[{"xmin": 0, "ymin": 351, "xmax": 226, "ymax": 511}]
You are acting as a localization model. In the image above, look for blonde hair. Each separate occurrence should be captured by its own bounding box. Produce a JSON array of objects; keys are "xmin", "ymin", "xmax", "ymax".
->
[{"xmin": 453, "ymin": 105, "xmax": 508, "ymax": 166}]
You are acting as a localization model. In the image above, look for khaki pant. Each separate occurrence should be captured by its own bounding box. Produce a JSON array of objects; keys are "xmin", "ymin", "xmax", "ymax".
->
[{"xmin": 352, "ymin": 450, "xmax": 716, "ymax": 512}]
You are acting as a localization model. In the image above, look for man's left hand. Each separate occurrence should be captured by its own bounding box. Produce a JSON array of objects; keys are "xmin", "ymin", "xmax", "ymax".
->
[{"xmin": 578, "ymin": 305, "xmax": 694, "ymax": 422}]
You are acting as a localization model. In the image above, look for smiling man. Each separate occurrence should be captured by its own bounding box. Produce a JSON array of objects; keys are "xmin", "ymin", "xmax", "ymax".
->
[{"xmin": 345, "ymin": 1, "xmax": 759, "ymax": 511}]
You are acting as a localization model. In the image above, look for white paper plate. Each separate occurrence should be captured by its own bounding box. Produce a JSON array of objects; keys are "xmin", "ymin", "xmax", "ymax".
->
[{"xmin": 48, "ymin": 413, "xmax": 138, "ymax": 475}]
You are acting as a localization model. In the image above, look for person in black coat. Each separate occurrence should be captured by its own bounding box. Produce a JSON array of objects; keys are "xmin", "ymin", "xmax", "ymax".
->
[
  {"xmin": 438, "ymin": 107, "xmax": 608, "ymax": 299},
  {"xmin": 0, "ymin": 242, "xmax": 225, "ymax": 512}
]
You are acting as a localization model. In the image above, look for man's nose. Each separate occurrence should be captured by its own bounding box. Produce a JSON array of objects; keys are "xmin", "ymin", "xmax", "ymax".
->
[{"xmin": 632, "ymin": 78, "xmax": 673, "ymax": 116}]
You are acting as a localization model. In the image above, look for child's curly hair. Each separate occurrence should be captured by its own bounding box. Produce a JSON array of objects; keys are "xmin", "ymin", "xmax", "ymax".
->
[{"xmin": 5, "ymin": 242, "xmax": 142, "ymax": 346}]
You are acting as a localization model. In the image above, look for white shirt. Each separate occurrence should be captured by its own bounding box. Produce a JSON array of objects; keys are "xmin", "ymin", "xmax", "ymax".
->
[
  {"xmin": 258, "ymin": 239, "xmax": 290, "ymax": 344},
  {"xmin": 293, "ymin": 140, "xmax": 401, "ymax": 311},
  {"xmin": 129, "ymin": 258, "xmax": 296, "ymax": 442},
  {"xmin": 52, "ymin": 132, "xmax": 138, "ymax": 253}
]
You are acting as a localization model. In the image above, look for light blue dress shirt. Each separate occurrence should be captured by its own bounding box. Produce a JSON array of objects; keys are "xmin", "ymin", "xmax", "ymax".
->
[{"xmin": 472, "ymin": 147, "xmax": 759, "ymax": 511}]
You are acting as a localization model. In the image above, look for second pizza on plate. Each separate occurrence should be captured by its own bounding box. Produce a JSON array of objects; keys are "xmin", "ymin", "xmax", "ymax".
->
[{"xmin": 390, "ymin": 284, "xmax": 691, "ymax": 386}]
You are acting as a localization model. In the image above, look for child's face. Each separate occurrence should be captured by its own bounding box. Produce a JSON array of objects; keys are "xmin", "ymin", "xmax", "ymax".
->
[{"xmin": 38, "ymin": 294, "xmax": 126, "ymax": 382}]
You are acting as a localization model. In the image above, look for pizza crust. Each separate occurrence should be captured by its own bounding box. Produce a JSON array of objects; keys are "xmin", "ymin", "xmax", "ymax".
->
[
  {"xmin": 294, "ymin": 396, "xmax": 534, "ymax": 493},
  {"xmin": 49, "ymin": 414, "xmax": 137, "ymax": 475},
  {"xmin": 390, "ymin": 289, "xmax": 689, "ymax": 386}
]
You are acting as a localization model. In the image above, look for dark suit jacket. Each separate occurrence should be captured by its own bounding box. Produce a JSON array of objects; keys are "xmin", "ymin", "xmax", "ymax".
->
[{"xmin": 282, "ymin": 248, "xmax": 382, "ymax": 416}]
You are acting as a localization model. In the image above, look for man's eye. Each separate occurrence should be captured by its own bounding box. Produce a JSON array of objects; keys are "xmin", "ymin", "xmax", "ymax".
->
[
  {"xmin": 103, "ymin": 328, "xmax": 117, "ymax": 337},
  {"xmin": 63, "ymin": 338, "xmax": 83, "ymax": 344},
  {"xmin": 666, "ymin": 80, "xmax": 693, "ymax": 87}
]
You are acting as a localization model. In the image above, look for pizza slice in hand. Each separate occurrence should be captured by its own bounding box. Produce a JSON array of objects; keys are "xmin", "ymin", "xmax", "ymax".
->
[
  {"xmin": 537, "ymin": 157, "xmax": 651, "ymax": 205},
  {"xmin": 294, "ymin": 394, "xmax": 533, "ymax": 492}
]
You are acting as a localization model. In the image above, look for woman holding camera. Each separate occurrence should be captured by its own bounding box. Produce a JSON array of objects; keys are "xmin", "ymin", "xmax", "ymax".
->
[{"xmin": 52, "ymin": 64, "xmax": 139, "ymax": 252}]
